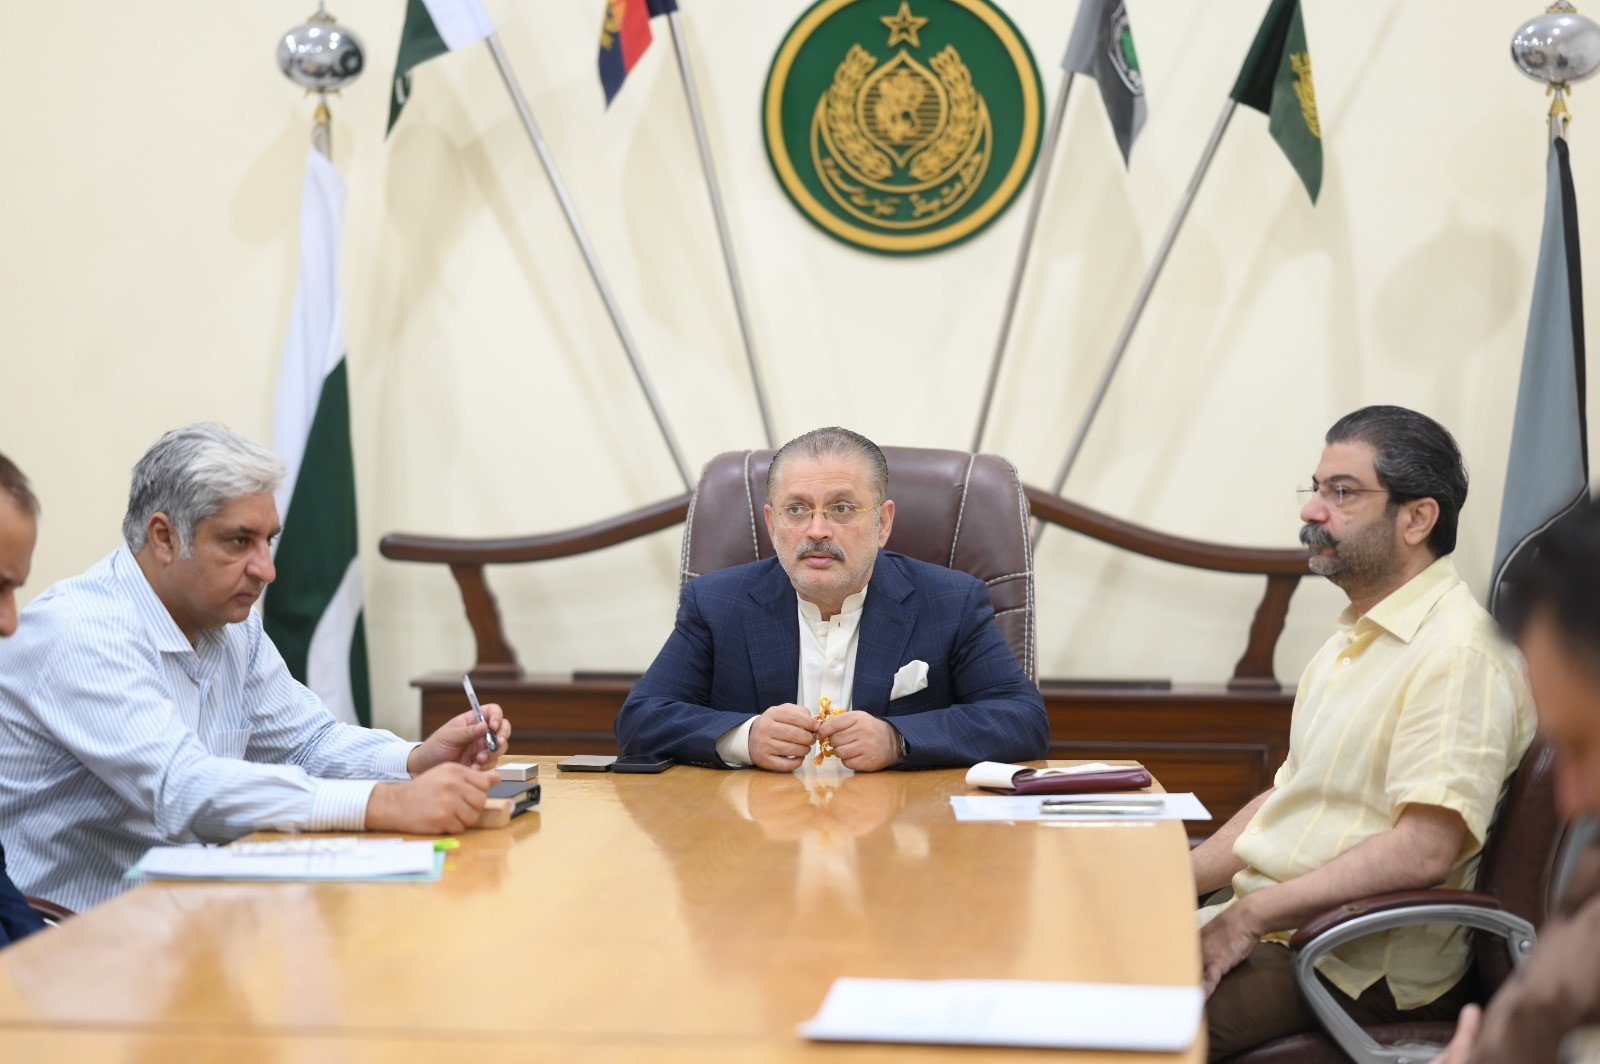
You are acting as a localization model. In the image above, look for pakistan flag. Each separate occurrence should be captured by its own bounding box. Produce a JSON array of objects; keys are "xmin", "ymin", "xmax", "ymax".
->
[
  {"xmin": 387, "ymin": 0, "xmax": 495, "ymax": 134},
  {"xmin": 265, "ymin": 145, "xmax": 370, "ymax": 727},
  {"xmin": 1229, "ymin": 0, "xmax": 1322, "ymax": 203}
]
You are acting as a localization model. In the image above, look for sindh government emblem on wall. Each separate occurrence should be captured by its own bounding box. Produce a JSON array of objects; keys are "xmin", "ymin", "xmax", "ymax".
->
[{"xmin": 764, "ymin": 0, "xmax": 1042, "ymax": 255}]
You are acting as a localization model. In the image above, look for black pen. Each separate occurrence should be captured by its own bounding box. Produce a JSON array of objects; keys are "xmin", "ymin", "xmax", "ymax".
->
[{"xmin": 461, "ymin": 674, "xmax": 499, "ymax": 753}]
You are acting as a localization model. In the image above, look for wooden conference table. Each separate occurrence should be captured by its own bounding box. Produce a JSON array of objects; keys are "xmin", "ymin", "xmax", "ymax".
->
[{"xmin": 0, "ymin": 759, "xmax": 1204, "ymax": 1062}]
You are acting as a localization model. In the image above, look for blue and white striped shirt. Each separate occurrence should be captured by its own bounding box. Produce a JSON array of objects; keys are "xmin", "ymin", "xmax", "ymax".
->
[{"xmin": 0, "ymin": 547, "xmax": 415, "ymax": 912}]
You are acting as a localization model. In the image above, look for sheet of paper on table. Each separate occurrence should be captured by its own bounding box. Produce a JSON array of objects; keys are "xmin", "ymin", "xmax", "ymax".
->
[
  {"xmin": 949, "ymin": 792, "xmax": 1211, "ymax": 822},
  {"xmin": 800, "ymin": 977, "xmax": 1204, "ymax": 1051},
  {"xmin": 127, "ymin": 839, "xmax": 443, "ymax": 883}
]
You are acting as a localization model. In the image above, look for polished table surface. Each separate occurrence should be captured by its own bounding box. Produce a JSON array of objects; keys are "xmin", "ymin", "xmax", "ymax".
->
[{"xmin": 0, "ymin": 758, "xmax": 1203, "ymax": 1061}]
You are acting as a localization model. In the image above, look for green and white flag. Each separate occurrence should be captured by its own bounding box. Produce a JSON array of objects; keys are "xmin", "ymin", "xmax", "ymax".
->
[
  {"xmin": 265, "ymin": 145, "xmax": 370, "ymax": 727},
  {"xmin": 387, "ymin": 0, "xmax": 496, "ymax": 134},
  {"xmin": 1229, "ymin": 0, "xmax": 1322, "ymax": 203},
  {"xmin": 1063, "ymin": 0, "xmax": 1146, "ymax": 166}
]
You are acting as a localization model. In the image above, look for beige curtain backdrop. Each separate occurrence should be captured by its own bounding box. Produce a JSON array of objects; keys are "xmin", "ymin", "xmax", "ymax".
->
[{"xmin": 3, "ymin": 1, "xmax": 1594, "ymax": 738}]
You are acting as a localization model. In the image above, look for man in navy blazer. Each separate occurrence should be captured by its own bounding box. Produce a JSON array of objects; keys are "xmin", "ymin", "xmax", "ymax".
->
[{"xmin": 616, "ymin": 427, "xmax": 1048, "ymax": 771}]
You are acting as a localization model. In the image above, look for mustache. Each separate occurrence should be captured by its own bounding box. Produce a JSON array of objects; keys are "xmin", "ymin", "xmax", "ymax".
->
[
  {"xmin": 794, "ymin": 540, "xmax": 846, "ymax": 562},
  {"xmin": 1299, "ymin": 523, "xmax": 1338, "ymax": 549}
]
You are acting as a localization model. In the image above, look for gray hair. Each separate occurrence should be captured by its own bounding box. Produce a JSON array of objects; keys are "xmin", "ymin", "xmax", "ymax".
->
[
  {"xmin": 123, "ymin": 423, "xmax": 285, "ymax": 555},
  {"xmin": 767, "ymin": 427, "xmax": 889, "ymax": 504},
  {"xmin": 0, "ymin": 452, "xmax": 38, "ymax": 518}
]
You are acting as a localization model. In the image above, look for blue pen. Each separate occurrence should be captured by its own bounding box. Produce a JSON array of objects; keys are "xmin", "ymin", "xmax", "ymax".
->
[{"xmin": 460, "ymin": 674, "xmax": 499, "ymax": 754}]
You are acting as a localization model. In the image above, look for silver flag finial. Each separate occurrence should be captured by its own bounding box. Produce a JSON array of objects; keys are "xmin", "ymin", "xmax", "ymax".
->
[{"xmin": 278, "ymin": 7, "xmax": 365, "ymax": 93}]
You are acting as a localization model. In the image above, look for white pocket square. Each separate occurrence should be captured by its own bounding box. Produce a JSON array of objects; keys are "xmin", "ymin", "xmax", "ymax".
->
[{"xmin": 890, "ymin": 660, "xmax": 929, "ymax": 701}]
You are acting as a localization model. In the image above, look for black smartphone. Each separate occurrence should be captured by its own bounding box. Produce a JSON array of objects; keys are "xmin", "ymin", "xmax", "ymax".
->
[{"xmin": 611, "ymin": 754, "xmax": 676, "ymax": 774}]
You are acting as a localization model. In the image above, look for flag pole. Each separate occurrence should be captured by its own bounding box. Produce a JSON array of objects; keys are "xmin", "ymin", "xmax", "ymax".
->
[
  {"xmin": 1550, "ymin": 85, "xmax": 1570, "ymax": 145},
  {"xmin": 483, "ymin": 33, "xmax": 695, "ymax": 491},
  {"xmin": 1035, "ymin": 99, "xmax": 1237, "ymax": 540},
  {"xmin": 971, "ymin": 72, "xmax": 1077, "ymax": 452},
  {"xmin": 665, "ymin": 9, "xmax": 776, "ymax": 448},
  {"xmin": 312, "ymin": 96, "xmax": 331, "ymax": 159}
]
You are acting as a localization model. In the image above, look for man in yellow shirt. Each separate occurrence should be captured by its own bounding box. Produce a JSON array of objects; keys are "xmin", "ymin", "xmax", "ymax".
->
[{"xmin": 1194, "ymin": 406, "xmax": 1535, "ymax": 1060}]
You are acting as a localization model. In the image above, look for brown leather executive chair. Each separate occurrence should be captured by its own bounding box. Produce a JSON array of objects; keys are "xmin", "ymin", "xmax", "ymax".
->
[
  {"xmin": 684, "ymin": 447, "xmax": 1035, "ymax": 680},
  {"xmin": 1225, "ymin": 738, "xmax": 1573, "ymax": 1064}
]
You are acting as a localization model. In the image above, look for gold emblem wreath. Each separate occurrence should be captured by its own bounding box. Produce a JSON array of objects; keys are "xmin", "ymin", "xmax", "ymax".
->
[
  {"xmin": 822, "ymin": 46, "xmax": 893, "ymax": 182},
  {"xmin": 910, "ymin": 47, "xmax": 980, "ymax": 181},
  {"xmin": 812, "ymin": 42, "xmax": 990, "ymax": 231},
  {"xmin": 1290, "ymin": 53, "xmax": 1320, "ymax": 139}
]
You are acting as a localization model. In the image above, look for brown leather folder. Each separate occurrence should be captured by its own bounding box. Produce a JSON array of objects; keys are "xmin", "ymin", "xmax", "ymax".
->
[{"xmin": 987, "ymin": 766, "xmax": 1152, "ymax": 796}]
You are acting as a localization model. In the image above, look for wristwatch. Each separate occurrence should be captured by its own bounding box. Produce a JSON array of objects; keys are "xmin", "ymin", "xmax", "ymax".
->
[{"xmin": 896, "ymin": 729, "xmax": 909, "ymax": 763}]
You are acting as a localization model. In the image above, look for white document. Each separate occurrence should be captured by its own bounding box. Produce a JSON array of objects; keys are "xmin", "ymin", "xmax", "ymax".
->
[
  {"xmin": 132, "ymin": 840, "xmax": 437, "ymax": 880},
  {"xmin": 950, "ymin": 792, "xmax": 1211, "ymax": 822},
  {"xmin": 964, "ymin": 761, "xmax": 1120, "ymax": 789},
  {"xmin": 800, "ymin": 978, "xmax": 1204, "ymax": 1051}
]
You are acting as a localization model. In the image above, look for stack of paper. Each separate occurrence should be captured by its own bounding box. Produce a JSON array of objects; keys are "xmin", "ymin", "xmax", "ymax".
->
[
  {"xmin": 801, "ymin": 978, "xmax": 1203, "ymax": 1051},
  {"xmin": 127, "ymin": 839, "xmax": 444, "ymax": 884}
]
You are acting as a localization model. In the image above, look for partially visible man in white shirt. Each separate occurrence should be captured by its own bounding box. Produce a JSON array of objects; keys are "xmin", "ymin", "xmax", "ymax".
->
[
  {"xmin": 0, "ymin": 452, "xmax": 47, "ymax": 946},
  {"xmin": 0, "ymin": 423, "xmax": 511, "ymax": 912},
  {"xmin": 0, "ymin": 452, "xmax": 35, "ymax": 641}
]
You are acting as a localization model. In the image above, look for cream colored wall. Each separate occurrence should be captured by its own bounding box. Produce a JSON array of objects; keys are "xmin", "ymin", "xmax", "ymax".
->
[{"xmin": 3, "ymin": 1, "xmax": 1595, "ymax": 738}]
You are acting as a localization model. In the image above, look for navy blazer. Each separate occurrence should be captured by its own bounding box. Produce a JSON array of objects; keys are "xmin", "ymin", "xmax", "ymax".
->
[
  {"xmin": 0, "ymin": 843, "xmax": 44, "ymax": 948},
  {"xmin": 615, "ymin": 551, "xmax": 1049, "ymax": 768}
]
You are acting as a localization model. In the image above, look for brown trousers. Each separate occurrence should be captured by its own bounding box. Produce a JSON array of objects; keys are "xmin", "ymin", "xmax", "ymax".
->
[{"xmin": 1206, "ymin": 941, "xmax": 1477, "ymax": 1061}]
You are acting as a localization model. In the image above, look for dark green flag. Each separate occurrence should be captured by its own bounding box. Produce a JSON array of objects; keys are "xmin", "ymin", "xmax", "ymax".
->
[
  {"xmin": 386, "ymin": 0, "xmax": 495, "ymax": 135},
  {"xmin": 1229, "ymin": 0, "xmax": 1321, "ymax": 202}
]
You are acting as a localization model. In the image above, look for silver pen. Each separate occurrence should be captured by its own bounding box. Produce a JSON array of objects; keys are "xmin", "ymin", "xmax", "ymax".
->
[
  {"xmin": 461, "ymin": 674, "xmax": 499, "ymax": 753},
  {"xmin": 1040, "ymin": 797, "xmax": 1163, "ymax": 815}
]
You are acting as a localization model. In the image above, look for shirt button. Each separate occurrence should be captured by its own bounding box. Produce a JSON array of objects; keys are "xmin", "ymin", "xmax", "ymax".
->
[
  {"xmin": 1250, "ymin": 827, "xmax": 1260, "ymax": 835},
  {"xmin": 1341, "ymin": 657, "xmax": 1351, "ymax": 665}
]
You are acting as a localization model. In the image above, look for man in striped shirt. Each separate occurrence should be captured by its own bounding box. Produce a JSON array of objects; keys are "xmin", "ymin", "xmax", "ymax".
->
[
  {"xmin": 0, "ymin": 424, "xmax": 511, "ymax": 913},
  {"xmin": 1193, "ymin": 406, "xmax": 1534, "ymax": 1059}
]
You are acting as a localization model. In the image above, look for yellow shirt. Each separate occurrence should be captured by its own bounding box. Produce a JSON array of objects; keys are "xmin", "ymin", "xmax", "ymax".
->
[{"xmin": 1202, "ymin": 555, "xmax": 1534, "ymax": 1008}]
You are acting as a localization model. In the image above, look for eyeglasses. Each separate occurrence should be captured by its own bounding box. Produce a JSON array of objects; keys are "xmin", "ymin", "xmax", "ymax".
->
[
  {"xmin": 1297, "ymin": 482, "xmax": 1390, "ymax": 508},
  {"xmin": 773, "ymin": 502, "xmax": 880, "ymax": 527}
]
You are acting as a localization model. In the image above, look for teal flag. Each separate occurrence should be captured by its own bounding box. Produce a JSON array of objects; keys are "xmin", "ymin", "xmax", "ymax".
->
[{"xmin": 1491, "ymin": 137, "xmax": 1589, "ymax": 612}]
